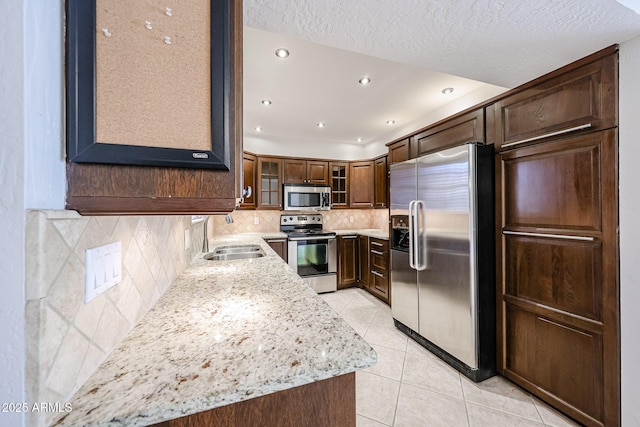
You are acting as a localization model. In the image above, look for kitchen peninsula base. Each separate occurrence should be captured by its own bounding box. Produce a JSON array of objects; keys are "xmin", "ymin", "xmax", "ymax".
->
[{"xmin": 152, "ymin": 373, "xmax": 354, "ymax": 427}]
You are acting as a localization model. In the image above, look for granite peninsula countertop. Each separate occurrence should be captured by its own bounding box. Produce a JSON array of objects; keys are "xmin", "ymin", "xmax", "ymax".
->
[{"xmin": 53, "ymin": 235, "xmax": 376, "ymax": 427}]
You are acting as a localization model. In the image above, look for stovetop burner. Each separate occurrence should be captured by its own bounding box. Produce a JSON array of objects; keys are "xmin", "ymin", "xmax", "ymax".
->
[{"xmin": 279, "ymin": 213, "xmax": 335, "ymax": 238}]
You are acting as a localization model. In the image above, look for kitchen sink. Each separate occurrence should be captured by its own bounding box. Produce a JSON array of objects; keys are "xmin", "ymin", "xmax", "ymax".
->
[
  {"xmin": 213, "ymin": 245, "xmax": 262, "ymax": 254},
  {"xmin": 204, "ymin": 245, "xmax": 266, "ymax": 261}
]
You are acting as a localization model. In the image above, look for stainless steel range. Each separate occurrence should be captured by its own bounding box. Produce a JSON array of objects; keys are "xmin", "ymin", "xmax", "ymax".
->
[{"xmin": 280, "ymin": 214, "xmax": 337, "ymax": 293}]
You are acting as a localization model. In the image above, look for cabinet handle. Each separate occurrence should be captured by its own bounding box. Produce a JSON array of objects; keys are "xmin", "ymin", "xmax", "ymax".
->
[
  {"xmin": 371, "ymin": 249, "xmax": 384, "ymax": 255},
  {"xmin": 342, "ymin": 235, "xmax": 358, "ymax": 239},
  {"xmin": 371, "ymin": 241, "xmax": 384, "ymax": 247},
  {"xmin": 500, "ymin": 123, "xmax": 592, "ymax": 149},
  {"xmin": 503, "ymin": 230, "xmax": 594, "ymax": 241},
  {"xmin": 371, "ymin": 270, "xmax": 385, "ymax": 278},
  {"xmin": 266, "ymin": 239, "xmax": 287, "ymax": 243}
]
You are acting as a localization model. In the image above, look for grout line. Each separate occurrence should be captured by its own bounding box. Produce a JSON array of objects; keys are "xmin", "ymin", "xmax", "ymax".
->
[
  {"xmin": 391, "ymin": 343, "xmax": 410, "ymax": 426},
  {"xmin": 460, "ymin": 371, "xmax": 472, "ymax": 426}
]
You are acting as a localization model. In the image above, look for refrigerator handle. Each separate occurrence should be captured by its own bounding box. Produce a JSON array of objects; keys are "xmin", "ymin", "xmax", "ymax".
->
[
  {"xmin": 408, "ymin": 200, "xmax": 416, "ymax": 269},
  {"xmin": 415, "ymin": 200, "xmax": 427, "ymax": 271}
]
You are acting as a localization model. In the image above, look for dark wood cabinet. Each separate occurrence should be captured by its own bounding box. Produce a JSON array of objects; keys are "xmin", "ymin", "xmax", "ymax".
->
[
  {"xmin": 373, "ymin": 155, "xmax": 388, "ymax": 208},
  {"xmin": 283, "ymin": 159, "xmax": 329, "ymax": 185},
  {"xmin": 411, "ymin": 109, "xmax": 484, "ymax": 158},
  {"xmin": 368, "ymin": 238, "xmax": 389, "ymax": 304},
  {"xmin": 256, "ymin": 157, "xmax": 282, "ymax": 210},
  {"xmin": 65, "ymin": 0, "xmax": 243, "ymax": 215},
  {"xmin": 357, "ymin": 235, "xmax": 369, "ymax": 288},
  {"xmin": 497, "ymin": 128, "xmax": 619, "ymax": 426},
  {"xmin": 386, "ymin": 138, "xmax": 411, "ymax": 164},
  {"xmin": 329, "ymin": 162, "xmax": 349, "ymax": 208},
  {"xmin": 264, "ymin": 238, "xmax": 288, "ymax": 262},
  {"xmin": 349, "ymin": 161, "xmax": 374, "ymax": 208},
  {"xmin": 337, "ymin": 235, "xmax": 358, "ymax": 289},
  {"xmin": 493, "ymin": 52, "xmax": 617, "ymax": 152},
  {"xmin": 239, "ymin": 152, "xmax": 256, "ymax": 209}
]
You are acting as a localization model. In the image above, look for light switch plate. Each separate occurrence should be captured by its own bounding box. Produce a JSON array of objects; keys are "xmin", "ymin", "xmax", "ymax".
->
[
  {"xmin": 85, "ymin": 242, "xmax": 122, "ymax": 303},
  {"xmin": 184, "ymin": 229, "xmax": 191, "ymax": 250}
]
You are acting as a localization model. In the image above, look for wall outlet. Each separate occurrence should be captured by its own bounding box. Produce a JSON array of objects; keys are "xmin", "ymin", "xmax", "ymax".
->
[
  {"xmin": 349, "ymin": 216, "xmax": 354, "ymax": 223},
  {"xmin": 254, "ymin": 217, "xmax": 260, "ymax": 225},
  {"xmin": 85, "ymin": 242, "xmax": 122, "ymax": 303},
  {"xmin": 184, "ymin": 229, "xmax": 191, "ymax": 250}
]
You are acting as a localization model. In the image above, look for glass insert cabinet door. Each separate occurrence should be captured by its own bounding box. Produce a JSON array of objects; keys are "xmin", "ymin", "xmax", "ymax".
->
[
  {"xmin": 296, "ymin": 240, "xmax": 329, "ymax": 276},
  {"xmin": 330, "ymin": 163, "xmax": 348, "ymax": 207},
  {"xmin": 258, "ymin": 159, "xmax": 281, "ymax": 208}
]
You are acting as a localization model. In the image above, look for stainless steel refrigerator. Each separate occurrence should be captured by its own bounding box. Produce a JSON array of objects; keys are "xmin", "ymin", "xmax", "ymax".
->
[{"xmin": 390, "ymin": 142, "xmax": 495, "ymax": 382}]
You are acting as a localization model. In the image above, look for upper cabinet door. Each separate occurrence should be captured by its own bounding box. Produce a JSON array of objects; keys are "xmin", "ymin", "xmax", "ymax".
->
[
  {"xmin": 283, "ymin": 159, "xmax": 329, "ymax": 184},
  {"xmin": 411, "ymin": 109, "xmax": 484, "ymax": 158},
  {"xmin": 256, "ymin": 157, "xmax": 282, "ymax": 210},
  {"xmin": 349, "ymin": 161, "xmax": 374, "ymax": 208},
  {"xmin": 387, "ymin": 138, "xmax": 411, "ymax": 164},
  {"xmin": 329, "ymin": 162, "xmax": 349, "ymax": 208},
  {"xmin": 373, "ymin": 155, "xmax": 388, "ymax": 208},
  {"xmin": 65, "ymin": 0, "xmax": 243, "ymax": 214},
  {"xmin": 283, "ymin": 159, "xmax": 307, "ymax": 184},
  {"xmin": 494, "ymin": 54, "xmax": 617, "ymax": 152},
  {"xmin": 239, "ymin": 152, "xmax": 256, "ymax": 209},
  {"xmin": 306, "ymin": 161, "xmax": 329, "ymax": 185}
]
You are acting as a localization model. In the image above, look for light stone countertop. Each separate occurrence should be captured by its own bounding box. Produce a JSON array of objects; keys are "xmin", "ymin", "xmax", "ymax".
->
[
  {"xmin": 53, "ymin": 235, "xmax": 376, "ymax": 427},
  {"xmin": 330, "ymin": 228, "xmax": 389, "ymax": 240}
]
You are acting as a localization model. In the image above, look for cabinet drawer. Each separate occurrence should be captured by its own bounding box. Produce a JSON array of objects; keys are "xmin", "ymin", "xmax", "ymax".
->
[
  {"xmin": 370, "ymin": 250, "xmax": 387, "ymax": 272},
  {"xmin": 504, "ymin": 234, "xmax": 602, "ymax": 320},
  {"xmin": 505, "ymin": 305, "xmax": 603, "ymax": 423},
  {"xmin": 370, "ymin": 270, "xmax": 388, "ymax": 297}
]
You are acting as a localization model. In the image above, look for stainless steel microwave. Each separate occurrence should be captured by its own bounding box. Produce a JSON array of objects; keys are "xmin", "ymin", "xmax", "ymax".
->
[{"xmin": 283, "ymin": 184, "xmax": 331, "ymax": 211}]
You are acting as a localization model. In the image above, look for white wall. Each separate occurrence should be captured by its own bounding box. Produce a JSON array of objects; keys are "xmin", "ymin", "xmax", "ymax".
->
[
  {"xmin": 244, "ymin": 134, "xmax": 368, "ymax": 159},
  {"xmin": 0, "ymin": 1, "xmax": 26, "ymax": 426},
  {"xmin": 245, "ymin": 85, "xmax": 507, "ymax": 161},
  {"xmin": 619, "ymin": 36, "xmax": 640, "ymax": 427},
  {"xmin": 23, "ymin": 0, "xmax": 65, "ymax": 209}
]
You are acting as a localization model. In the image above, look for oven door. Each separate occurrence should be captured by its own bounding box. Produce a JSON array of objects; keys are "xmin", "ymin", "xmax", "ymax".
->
[{"xmin": 287, "ymin": 236, "xmax": 337, "ymax": 293}]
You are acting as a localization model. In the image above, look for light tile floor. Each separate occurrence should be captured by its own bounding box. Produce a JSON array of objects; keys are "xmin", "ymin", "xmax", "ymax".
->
[{"xmin": 320, "ymin": 288, "xmax": 581, "ymax": 427}]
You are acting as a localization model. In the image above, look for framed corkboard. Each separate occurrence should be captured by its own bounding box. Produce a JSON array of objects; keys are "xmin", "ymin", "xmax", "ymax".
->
[{"xmin": 66, "ymin": 0, "xmax": 231, "ymax": 170}]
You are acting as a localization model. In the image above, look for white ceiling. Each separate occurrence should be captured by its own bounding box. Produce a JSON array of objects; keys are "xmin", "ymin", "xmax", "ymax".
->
[{"xmin": 243, "ymin": 0, "xmax": 640, "ymax": 150}]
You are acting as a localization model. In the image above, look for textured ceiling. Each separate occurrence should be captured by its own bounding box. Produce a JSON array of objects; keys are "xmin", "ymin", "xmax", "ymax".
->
[
  {"xmin": 245, "ymin": 0, "xmax": 640, "ymax": 88},
  {"xmin": 243, "ymin": 0, "xmax": 640, "ymax": 150}
]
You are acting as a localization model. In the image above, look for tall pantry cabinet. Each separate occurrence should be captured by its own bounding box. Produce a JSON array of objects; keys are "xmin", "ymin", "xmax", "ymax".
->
[{"xmin": 491, "ymin": 47, "xmax": 619, "ymax": 427}]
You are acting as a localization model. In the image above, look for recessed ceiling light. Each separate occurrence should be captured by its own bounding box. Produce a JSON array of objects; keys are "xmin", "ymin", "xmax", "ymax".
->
[
  {"xmin": 275, "ymin": 48, "xmax": 289, "ymax": 58},
  {"xmin": 261, "ymin": 99, "xmax": 272, "ymax": 106},
  {"xmin": 255, "ymin": 126, "xmax": 262, "ymax": 132},
  {"xmin": 358, "ymin": 76, "xmax": 371, "ymax": 85},
  {"xmin": 357, "ymin": 137, "xmax": 363, "ymax": 142},
  {"xmin": 316, "ymin": 122, "xmax": 325, "ymax": 128},
  {"xmin": 441, "ymin": 87, "xmax": 454, "ymax": 95},
  {"xmin": 386, "ymin": 120, "xmax": 395, "ymax": 125}
]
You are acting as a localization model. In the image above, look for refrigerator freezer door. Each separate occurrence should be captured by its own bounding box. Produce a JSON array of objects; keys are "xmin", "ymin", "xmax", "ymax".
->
[
  {"xmin": 416, "ymin": 144, "xmax": 478, "ymax": 368},
  {"xmin": 390, "ymin": 249, "xmax": 419, "ymax": 331}
]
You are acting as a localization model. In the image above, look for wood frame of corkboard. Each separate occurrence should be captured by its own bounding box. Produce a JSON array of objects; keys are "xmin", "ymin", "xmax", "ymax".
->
[{"xmin": 66, "ymin": 0, "xmax": 231, "ymax": 170}]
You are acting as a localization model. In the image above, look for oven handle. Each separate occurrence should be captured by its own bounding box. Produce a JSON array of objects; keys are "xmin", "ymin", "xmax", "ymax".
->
[{"xmin": 287, "ymin": 235, "xmax": 337, "ymax": 241}]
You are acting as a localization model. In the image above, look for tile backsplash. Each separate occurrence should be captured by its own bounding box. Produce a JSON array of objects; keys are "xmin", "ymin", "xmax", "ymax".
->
[
  {"xmin": 23, "ymin": 207, "xmax": 387, "ymax": 426},
  {"xmin": 25, "ymin": 210, "xmax": 204, "ymax": 426},
  {"xmin": 211, "ymin": 209, "xmax": 389, "ymax": 235}
]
